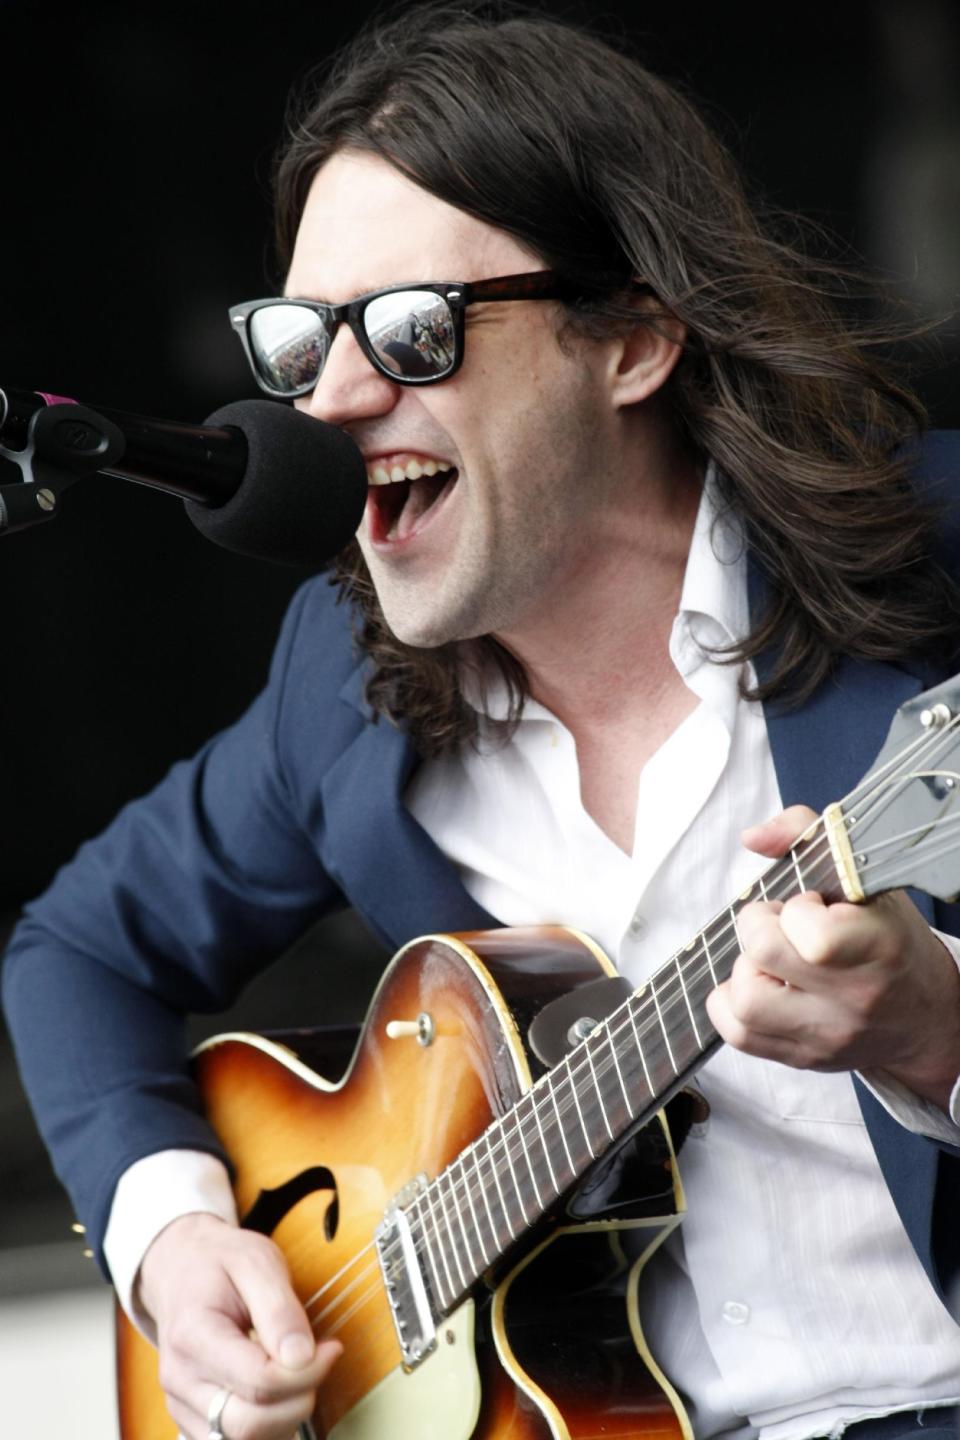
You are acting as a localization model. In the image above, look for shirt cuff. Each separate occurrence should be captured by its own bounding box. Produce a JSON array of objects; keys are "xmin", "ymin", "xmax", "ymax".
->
[
  {"xmin": 857, "ymin": 927, "xmax": 960, "ymax": 1143},
  {"xmin": 103, "ymin": 1149, "xmax": 238, "ymax": 1342}
]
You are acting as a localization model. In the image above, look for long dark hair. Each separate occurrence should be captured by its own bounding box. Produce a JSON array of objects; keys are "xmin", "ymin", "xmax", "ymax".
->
[{"xmin": 274, "ymin": 1, "xmax": 959, "ymax": 754}]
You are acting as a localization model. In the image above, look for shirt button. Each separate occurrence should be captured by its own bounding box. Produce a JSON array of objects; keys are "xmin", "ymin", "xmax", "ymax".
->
[
  {"xmin": 721, "ymin": 1301, "xmax": 750, "ymax": 1326},
  {"xmin": 628, "ymin": 911, "xmax": 645, "ymax": 937}
]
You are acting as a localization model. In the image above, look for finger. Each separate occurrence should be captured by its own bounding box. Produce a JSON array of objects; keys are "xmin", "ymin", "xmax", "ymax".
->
[
  {"xmin": 232, "ymin": 1246, "xmax": 318, "ymax": 1373},
  {"xmin": 778, "ymin": 890, "xmax": 872, "ymax": 970},
  {"xmin": 733, "ymin": 900, "xmax": 794, "ymax": 979},
  {"xmin": 706, "ymin": 976, "xmax": 809, "ymax": 1056},
  {"xmin": 172, "ymin": 1308, "xmax": 325, "ymax": 1403},
  {"xmin": 180, "ymin": 1378, "xmax": 320, "ymax": 1440},
  {"xmin": 160, "ymin": 1281, "xmax": 333, "ymax": 1408},
  {"xmin": 741, "ymin": 804, "xmax": 819, "ymax": 858}
]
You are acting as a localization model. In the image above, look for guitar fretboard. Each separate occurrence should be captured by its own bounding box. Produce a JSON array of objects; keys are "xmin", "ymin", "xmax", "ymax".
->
[{"xmin": 401, "ymin": 815, "xmax": 843, "ymax": 1314}]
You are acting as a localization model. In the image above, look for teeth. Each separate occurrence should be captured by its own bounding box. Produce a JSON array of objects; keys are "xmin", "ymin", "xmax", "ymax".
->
[{"xmin": 366, "ymin": 457, "xmax": 453, "ymax": 485}]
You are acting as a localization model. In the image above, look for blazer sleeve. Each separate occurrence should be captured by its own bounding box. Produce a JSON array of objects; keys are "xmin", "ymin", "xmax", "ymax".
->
[{"xmin": 1, "ymin": 578, "xmax": 354, "ymax": 1270}]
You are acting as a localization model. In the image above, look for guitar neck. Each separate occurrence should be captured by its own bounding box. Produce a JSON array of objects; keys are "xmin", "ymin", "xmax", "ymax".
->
[{"xmin": 404, "ymin": 815, "xmax": 846, "ymax": 1315}]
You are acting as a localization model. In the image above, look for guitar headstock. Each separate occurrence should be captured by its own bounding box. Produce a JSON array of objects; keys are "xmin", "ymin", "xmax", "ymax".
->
[{"xmin": 839, "ymin": 673, "xmax": 960, "ymax": 902}]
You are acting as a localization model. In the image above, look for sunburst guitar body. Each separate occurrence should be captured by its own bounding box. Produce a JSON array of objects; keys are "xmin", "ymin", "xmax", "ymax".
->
[{"xmin": 116, "ymin": 926, "xmax": 690, "ymax": 1440}]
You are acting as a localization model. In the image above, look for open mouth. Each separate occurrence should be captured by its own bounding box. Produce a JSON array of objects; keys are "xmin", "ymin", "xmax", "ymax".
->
[{"xmin": 366, "ymin": 457, "xmax": 459, "ymax": 544}]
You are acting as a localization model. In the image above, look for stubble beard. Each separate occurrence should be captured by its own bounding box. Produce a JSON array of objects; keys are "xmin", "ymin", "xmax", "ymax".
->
[{"xmin": 363, "ymin": 520, "xmax": 578, "ymax": 654}]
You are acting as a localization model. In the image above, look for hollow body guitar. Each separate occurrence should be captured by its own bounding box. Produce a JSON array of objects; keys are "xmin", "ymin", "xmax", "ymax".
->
[
  {"xmin": 117, "ymin": 673, "xmax": 960, "ymax": 1439},
  {"xmin": 117, "ymin": 926, "xmax": 691, "ymax": 1440}
]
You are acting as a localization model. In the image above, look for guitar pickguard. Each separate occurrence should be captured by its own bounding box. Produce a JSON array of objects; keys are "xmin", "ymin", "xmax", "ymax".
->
[{"xmin": 328, "ymin": 1301, "xmax": 481, "ymax": 1440}]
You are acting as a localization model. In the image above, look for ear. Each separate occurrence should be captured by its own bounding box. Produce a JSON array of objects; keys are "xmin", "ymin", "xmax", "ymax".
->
[{"xmin": 608, "ymin": 299, "xmax": 686, "ymax": 409}]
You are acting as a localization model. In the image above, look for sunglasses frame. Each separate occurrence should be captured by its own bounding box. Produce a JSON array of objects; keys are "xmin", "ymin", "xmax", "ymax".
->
[{"xmin": 229, "ymin": 270, "xmax": 576, "ymax": 398}]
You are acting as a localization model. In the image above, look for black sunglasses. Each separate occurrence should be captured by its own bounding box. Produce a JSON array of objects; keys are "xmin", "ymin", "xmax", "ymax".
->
[{"xmin": 229, "ymin": 270, "xmax": 578, "ymax": 397}]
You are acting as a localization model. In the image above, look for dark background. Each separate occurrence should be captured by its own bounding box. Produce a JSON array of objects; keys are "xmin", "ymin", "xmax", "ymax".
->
[{"xmin": 1, "ymin": 0, "xmax": 958, "ymax": 1265}]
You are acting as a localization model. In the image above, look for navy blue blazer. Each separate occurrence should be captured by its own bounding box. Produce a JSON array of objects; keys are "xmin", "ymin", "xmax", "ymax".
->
[{"xmin": 4, "ymin": 433, "xmax": 960, "ymax": 1307}]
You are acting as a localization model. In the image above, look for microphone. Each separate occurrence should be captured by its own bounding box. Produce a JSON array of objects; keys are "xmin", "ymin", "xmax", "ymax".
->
[{"xmin": 0, "ymin": 388, "xmax": 367, "ymax": 566}]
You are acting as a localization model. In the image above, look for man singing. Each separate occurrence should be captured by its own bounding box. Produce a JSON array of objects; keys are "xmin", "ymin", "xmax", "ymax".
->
[{"xmin": 5, "ymin": 5, "xmax": 960, "ymax": 1439}]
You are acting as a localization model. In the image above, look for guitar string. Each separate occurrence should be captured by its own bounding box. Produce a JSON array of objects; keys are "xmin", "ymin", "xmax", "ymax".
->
[
  {"xmin": 298, "ymin": 714, "xmax": 960, "ymax": 1334},
  {"xmin": 845, "ymin": 805, "xmax": 960, "ymax": 866},
  {"xmin": 302, "ymin": 849, "xmax": 953, "ymax": 1350},
  {"xmin": 303, "ymin": 786, "xmax": 957, "ymax": 1333},
  {"xmin": 393, "ymin": 735, "xmax": 960, "ymax": 1304},
  {"xmin": 300, "ymin": 820, "xmax": 868, "ymax": 1347},
  {"xmin": 856, "ymin": 816, "xmax": 960, "ymax": 884},
  {"xmin": 301, "ymin": 1241, "xmax": 380, "ymax": 1317},
  {"xmin": 299, "ymin": 825, "xmax": 846, "ymax": 1335},
  {"xmin": 301, "ymin": 829, "xmax": 848, "ymax": 1348},
  {"xmin": 301, "ymin": 809, "xmax": 935, "ymax": 1337}
]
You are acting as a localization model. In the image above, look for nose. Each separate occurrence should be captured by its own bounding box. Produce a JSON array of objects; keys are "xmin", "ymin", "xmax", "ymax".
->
[{"xmin": 300, "ymin": 323, "xmax": 401, "ymax": 427}]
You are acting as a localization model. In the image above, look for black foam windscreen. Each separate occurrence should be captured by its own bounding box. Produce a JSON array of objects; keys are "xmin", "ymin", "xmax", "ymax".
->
[{"xmin": 185, "ymin": 400, "xmax": 367, "ymax": 566}]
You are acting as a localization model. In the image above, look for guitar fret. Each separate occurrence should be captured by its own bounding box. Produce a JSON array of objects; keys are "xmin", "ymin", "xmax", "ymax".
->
[
  {"xmin": 446, "ymin": 1163, "xmax": 479, "ymax": 1281},
  {"xmin": 458, "ymin": 1153, "xmax": 490, "ymax": 1269},
  {"xmin": 701, "ymin": 932, "xmax": 718, "ymax": 986},
  {"xmin": 563, "ymin": 1054, "xmax": 596, "ymax": 1158},
  {"xmin": 470, "ymin": 1137, "xmax": 500, "ymax": 1259},
  {"xmin": 437, "ymin": 1171, "xmax": 470, "ymax": 1290},
  {"xmin": 606, "ymin": 1019, "xmax": 634, "ymax": 1118},
  {"xmin": 484, "ymin": 1128, "xmax": 517, "ymax": 1242},
  {"xmin": 676, "ymin": 955, "xmax": 702, "ymax": 1049},
  {"xmin": 728, "ymin": 906, "xmax": 742, "ymax": 955},
  {"xmin": 583, "ymin": 1030, "xmax": 615, "ymax": 1140},
  {"xmin": 545, "ymin": 1068, "xmax": 576, "ymax": 1175},
  {"xmin": 529, "ymin": 1088, "xmax": 560, "ymax": 1194},
  {"xmin": 423, "ymin": 1181, "xmax": 456, "ymax": 1307},
  {"xmin": 792, "ymin": 848, "xmax": 806, "ymax": 891},
  {"xmin": 516, "ymin": 1095, "xmax": 545, "ymax": 1209},
  {"xmin": 500, "ymin": 1112, "xmax": 534, "ymax": 1223},
  {"xmin": 411, "ymin": 1197, "xmax": 448, "ymax": 1309},
  {"xmin": 627, "ymin": 995, "xmax": 654, "ymax": 1099},
  {"xmin": 650, "ymin": 975, "xmax": 678, "ymax": 1076}
]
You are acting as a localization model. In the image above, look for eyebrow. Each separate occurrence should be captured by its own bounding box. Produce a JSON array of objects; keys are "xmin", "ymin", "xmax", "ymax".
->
[{"xmin": 282, "ymin": 281, "xmax": 448, "ymax": 306}]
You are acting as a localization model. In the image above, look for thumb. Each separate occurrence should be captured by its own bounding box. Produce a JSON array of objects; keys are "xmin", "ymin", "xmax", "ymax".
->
[
  {"xmin": 239, "ymin": 1264, "xmax": 317, "ymax": 1371},
  {"xmin": 742, "ymin": 804, "xmax": 819, "ymax": 858}
]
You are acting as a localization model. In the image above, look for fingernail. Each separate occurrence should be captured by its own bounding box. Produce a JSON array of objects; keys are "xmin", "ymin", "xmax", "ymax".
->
[{"xmin": 280, "ymin": 1333, "xmax": 314, "ymax": 1368}]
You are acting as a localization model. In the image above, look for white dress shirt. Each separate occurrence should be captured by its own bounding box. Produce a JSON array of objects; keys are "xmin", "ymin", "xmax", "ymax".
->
[{"xmin": 106, "ymin": 474, "xmax": 960, "ymax": 1435}]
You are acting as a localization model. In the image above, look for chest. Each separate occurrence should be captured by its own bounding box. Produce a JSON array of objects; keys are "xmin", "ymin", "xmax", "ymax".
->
[{"xmin": 574, "ymin": 682, "xmax": 701, "ymax": 854}]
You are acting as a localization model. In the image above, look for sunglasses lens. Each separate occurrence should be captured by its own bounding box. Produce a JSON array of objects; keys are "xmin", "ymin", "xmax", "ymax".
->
[
  {"xmin": 364, "ymin": 291, "xmax": 456, "ymax": 380},
  {"xmin": 247, "ymin": 304, "xmax": 328, "ymax": 395}
]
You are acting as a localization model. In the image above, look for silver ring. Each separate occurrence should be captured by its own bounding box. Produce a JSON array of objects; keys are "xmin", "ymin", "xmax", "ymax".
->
[{"xmin": 207, "ymin": 1386, "xmax": 232, "ymax": 1440}]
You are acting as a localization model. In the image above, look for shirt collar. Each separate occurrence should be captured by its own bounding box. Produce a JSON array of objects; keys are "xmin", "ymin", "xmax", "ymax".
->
[{"xmin": 674, "ymin": 461, "xmax": 749, "ymax": 655}]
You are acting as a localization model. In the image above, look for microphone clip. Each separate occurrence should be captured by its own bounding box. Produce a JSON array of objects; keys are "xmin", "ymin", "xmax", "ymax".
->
[{"xmin": 0, "ymin": 402, "xmax": 126, "ymax": 535}]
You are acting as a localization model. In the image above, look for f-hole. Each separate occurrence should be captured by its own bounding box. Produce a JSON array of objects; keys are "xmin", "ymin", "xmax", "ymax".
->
[{"xmin": 240, "ymin": 1164, "xmax": 339, "ymax": 1240}]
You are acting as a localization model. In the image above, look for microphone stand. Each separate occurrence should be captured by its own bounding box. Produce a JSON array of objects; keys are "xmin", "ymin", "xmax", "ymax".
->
[{"xmin": 0, "ymin": 400, "xmax": 126, "ymax": 534}]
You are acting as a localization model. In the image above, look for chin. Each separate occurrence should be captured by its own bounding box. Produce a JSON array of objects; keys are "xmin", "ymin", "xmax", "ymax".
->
[{"xmin": 378, "ymin": 596, "xmax": 489, "ymax": 651}]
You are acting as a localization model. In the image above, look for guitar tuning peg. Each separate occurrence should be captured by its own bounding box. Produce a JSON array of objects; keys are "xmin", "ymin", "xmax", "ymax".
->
[{"xmin": 921, "ymin": 703, "xmax": 952, "ymax": 729}]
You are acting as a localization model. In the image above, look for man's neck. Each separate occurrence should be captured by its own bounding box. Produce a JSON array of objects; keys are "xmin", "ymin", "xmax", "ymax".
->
[{"xmin": 498, "ymin": 453, "xmax": 703, "ymax": 738}]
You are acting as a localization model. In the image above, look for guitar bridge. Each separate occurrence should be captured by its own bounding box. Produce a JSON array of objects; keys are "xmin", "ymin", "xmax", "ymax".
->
[{"xmin": 375, "ymin": 1175, "xmax": 439, "ymax": 1370}]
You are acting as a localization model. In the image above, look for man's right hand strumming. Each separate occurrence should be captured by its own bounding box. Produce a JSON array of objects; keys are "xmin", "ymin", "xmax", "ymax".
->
[{"xmin": 138, "ymin": 1213, "xmax": 342, "ymax": 1440}]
